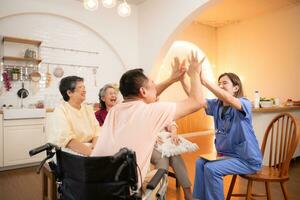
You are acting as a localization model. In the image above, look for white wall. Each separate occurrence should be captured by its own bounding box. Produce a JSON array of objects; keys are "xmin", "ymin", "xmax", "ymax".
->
[
  {"xmin": 0, "ymin": 0, "xmax": 215, "ymax": 108},
  {"xmin": 0, "ymin": 0, "xmax": 139, "ymax": 67},
  {"xmin": 0, "ymin": 13, "xmax": 125, "ymax": 106},
  {"xmin": 0, "ymin": 0, "xmax": 140, "ymax": 107},
  {"xmin": 138, "ymin": 0, "xmax": 214, "ymax": 75},
  {"xmin": 217, "ymin": 5, "xmax": 300, "ymax": 102}
]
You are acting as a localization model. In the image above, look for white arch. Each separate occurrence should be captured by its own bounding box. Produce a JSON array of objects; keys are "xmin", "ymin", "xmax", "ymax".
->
[
  {"xmin": 157, "ymin": 40, "xmax": 215, "ymax": 100},
  {"xmin": 141, "ymin": 0, "xmax": 220, "ymax": 77},
  {"xmin": 0, "ymin": 12, "xmax": 127, "ymax": 71}
]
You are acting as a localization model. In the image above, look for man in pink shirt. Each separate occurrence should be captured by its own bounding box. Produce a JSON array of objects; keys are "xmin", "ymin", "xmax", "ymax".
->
[{"xmin": 92, "ymin": 52, "xmax": 205, "ymax": 193}]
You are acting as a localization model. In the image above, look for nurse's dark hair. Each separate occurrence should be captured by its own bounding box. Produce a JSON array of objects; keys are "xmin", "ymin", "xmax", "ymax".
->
[
  {"xmin": 59, "ymin": 76, "xmax": 84, "ymax": 102},
  {"xmin": 98, "ymin": 84, "xmax": 115, "ymax": 109},
  {"xmin": 119, "ymin": 68, "xmax": 148, "ymax": 98},
  {"xmin": 218, "ymin": 72, "xmax": 244, "ymax": 98}
]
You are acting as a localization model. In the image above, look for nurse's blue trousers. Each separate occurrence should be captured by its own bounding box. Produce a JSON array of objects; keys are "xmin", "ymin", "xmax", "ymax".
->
[{"xmin": 193, "ymin": 157, "xmax": 260, "ymax": 200}]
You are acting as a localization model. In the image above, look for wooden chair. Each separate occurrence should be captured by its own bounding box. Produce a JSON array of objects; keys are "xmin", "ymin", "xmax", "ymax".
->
[{"xmin": 226, "ymin": 113, "xmax": 300, "ymax": 200}]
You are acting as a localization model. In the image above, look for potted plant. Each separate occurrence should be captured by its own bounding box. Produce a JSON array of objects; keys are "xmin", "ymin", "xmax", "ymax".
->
[{"xmin": 11, "ymin": 68, "xmax": 20, "ymax": 81}]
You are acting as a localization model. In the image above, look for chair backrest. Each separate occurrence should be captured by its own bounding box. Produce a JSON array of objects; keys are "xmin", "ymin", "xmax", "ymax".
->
[{"xmin": 261, "ymin": 113, "xmax": 300, "ymax": 176}]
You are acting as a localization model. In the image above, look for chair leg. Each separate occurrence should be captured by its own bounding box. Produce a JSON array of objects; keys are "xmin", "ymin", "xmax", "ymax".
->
[
  {"xmin": 42, "ymin": 173, "xmax": 48, "ymax": 199},
  {"xmin": 167, "ymin": 171, "xmax": 179, "ymax": 188},
  {"xmin": 265, "ymin": 182, "xmax": 271, "ymax": 200},
  {"xmin": 175, "ymin": 178, "xmax": 179, "ymax": 188},
  {"xmin": 42, "ymin": 165, "xmax": 57, "ymax": 200},
  {"xmin": 246, "ymin": 180, "xmax": 253, "ymax": 200},
  {"xmin": 280, "ymin": 182, "xmax": 288, "ymax": 200},
  {"xmin": 226, "ymin": 175, "xmax": 237, "ymax": 200}
]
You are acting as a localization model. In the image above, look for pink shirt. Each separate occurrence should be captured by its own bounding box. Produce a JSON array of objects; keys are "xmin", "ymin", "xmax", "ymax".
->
[{"xmin": 91, "ymin": 100, "xmax": 176, "ymax": 182}]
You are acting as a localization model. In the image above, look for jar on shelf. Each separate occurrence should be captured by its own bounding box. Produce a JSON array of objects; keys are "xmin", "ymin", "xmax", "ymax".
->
[{"xmin": 10, "ymin": 68, "xmax": 20, "ymax": 81}]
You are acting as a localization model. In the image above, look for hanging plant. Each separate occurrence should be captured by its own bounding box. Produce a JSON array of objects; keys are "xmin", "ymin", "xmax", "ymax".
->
[{"xmin": 2, "ymin": 71, "xmax": 12, "ymax": 91}]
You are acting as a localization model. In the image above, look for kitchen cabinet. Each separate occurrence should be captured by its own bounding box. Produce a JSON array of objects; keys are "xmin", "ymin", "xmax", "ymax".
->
[
  {"xmin": 45, "ymin": 112, "xmax": 54, "ymax": 140},
  {"xmin": 2, "ymin": 118, "xmax": 46, "ymax": 167},
  {"xmin": 0, "ymin": 114, "xmax": 3, "ymax": 167}
]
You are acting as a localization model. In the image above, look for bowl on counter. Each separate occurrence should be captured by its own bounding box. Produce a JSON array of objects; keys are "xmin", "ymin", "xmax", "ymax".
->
[{"xmin": 260, "ymin": 101, "xmax": 274, "ymax": 108}]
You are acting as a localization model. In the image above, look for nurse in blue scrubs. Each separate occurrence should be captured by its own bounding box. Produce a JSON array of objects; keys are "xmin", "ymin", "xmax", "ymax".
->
[{"xmin": 181, "ymin": 63, "xmax": 262, "ymax": 200}]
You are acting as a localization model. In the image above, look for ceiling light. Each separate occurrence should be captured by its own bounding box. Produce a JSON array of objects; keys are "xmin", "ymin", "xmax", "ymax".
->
[
  {"xmin": 118, "ymin": 0, "xmax": 131, "ymax": 17},
  {"xmin": 102, "ymin": 0, "xmax": 117, "ymax": 8},
  {"xmin": 83, "ymin": 0, "xmax": 99, "ymax": 11}
]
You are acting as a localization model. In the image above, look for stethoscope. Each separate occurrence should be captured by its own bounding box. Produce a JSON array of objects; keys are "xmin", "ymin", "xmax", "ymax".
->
[{"xmin": 215, "ymin": 103, "xmax": 233, "ymax": 135}]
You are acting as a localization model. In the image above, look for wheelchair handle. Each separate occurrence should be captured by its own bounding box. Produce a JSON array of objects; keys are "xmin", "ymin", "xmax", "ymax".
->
[
  {"xmin": 29, "ymin": 143, "xmax": 58, "ymax": 156},
  {"xmin": 111, "ymin": 147, "xmax": 130, "ymax": 163}
]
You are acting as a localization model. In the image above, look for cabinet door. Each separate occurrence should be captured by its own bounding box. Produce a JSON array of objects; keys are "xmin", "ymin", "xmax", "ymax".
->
[{"xmin": 3, "ymin": 124, "xmax": 46, "ymax": 166}]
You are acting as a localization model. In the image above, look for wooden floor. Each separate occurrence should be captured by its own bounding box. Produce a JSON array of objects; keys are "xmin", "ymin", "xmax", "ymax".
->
[{"xmin": 0, "ymin": 134, "xmax": 300, "ymax": 200}]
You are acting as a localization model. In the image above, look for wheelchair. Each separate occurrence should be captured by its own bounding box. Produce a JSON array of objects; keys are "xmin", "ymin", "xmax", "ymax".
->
[{"xmin": 29, "ymin": 143, "xmax": 168, "ymax": 200}]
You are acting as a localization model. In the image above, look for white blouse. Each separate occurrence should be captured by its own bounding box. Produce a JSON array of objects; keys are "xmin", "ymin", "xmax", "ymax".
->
[{"xmin": 47, "ymin": 102, "xmax": 100, "ymax": 147}]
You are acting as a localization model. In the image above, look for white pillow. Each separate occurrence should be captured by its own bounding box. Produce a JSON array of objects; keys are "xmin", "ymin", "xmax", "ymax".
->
[{"xmin": 155, "ymin": 131, "xmax": 199, "ymax": 157}]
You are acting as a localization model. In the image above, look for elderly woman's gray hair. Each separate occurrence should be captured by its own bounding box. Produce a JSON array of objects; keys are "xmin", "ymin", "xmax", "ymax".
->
[{"xmin": 98, "ymin": 84, "xmax": 115, "ymax": 109}]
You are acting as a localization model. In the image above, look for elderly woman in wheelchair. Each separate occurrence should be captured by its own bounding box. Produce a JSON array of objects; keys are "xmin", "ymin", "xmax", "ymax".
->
[{"xmin": 47, "ymin": 76, "xmax": 99, "ymax": 156}]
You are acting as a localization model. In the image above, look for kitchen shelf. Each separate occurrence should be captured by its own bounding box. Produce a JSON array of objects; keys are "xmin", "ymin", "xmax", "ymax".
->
[
  {"xmin": 3, "ymin": 36, "xmax": 42, "ymax": 46},
  {"xmin": 2, "ymin": 56, "xmax": 42, "ymax": 65}
]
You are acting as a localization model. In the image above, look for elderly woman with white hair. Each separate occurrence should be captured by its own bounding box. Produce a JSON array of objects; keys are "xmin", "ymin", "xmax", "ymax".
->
[{"xmin": 94, "ymin": 84, "xmax": 118, "ymax": 126}]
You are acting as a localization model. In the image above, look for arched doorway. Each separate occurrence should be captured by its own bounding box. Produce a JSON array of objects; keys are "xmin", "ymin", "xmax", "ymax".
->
[{"xmin": 156, "ymin": 40, "xmax": 215, "ymax": 134}]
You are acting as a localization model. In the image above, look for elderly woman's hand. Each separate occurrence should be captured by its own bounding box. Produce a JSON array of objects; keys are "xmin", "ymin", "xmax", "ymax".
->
[
  {"xmin": 155, "ymin": 136, "xmax": 164, "ymax": 145},
  {"xmin": 169, "ymin": 134, "xmax": 181, "ymax": 145}
]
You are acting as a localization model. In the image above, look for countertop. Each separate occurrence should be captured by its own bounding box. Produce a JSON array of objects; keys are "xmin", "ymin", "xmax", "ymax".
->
[
  {"xmin": 252, "ymin": 105, "xmax": 300, "ymax": 113},
  {"xmin": 1, "ymin": 106, "xmax": 300, "ymax": 115},
  {"xmin": 0, "ymin": 108, "xmax": 54, "ymax": 114}
]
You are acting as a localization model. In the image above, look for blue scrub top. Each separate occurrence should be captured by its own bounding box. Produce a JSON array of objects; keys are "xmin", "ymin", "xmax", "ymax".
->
[{"xmin": 206, "ymin": 98, "xmax": 262, "ymax": 166}]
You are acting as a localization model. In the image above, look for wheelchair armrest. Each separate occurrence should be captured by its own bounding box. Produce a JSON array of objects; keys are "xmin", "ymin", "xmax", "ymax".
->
[{"xmin": 146, "ymin": 168, "xmax": 167, "ymax": 190}]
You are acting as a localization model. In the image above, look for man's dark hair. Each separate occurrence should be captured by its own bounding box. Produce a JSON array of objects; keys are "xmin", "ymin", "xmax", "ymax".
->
[
  {"xmin": 119, "ymin": 68, "xmax": 148, "ymax": 98},
  {"xmin": 59, "ymin": 76, "xmax": 84, "ymax": 101}
]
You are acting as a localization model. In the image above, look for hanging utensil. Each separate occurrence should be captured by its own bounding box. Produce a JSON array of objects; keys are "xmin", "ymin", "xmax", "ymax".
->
[
  {"xmin": 45, "ymin": 64, "xmax": 52, "ymax": 88},
  {"xmin": 92, "ymin": 68, "xmax": 97, "ymax": 87},
  {"xmin": 53, "ymin": 66, "xmax": 64, "ymax": 78},
  {"xmin": 30, "ymin": 65, "xmax": 41, "ymax": 82},
  {"xmin": 17, "ymin": 82, "xmax": 29, "ymax": 99},
  {"xmin": 23, "ymin": 67, "xmax": 28, "ymax": 81}
]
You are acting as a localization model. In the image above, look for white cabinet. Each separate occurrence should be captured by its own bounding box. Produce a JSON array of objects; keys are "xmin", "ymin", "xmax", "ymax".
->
[
  {"xmin": 45, "ymin": 112, "xmax": 55, "ymax": 141},
  {"xmin": 0, "ymin": 114, "xmax": 3, "ymax": 167},
  {"xmin": 2, "ymin": 118, "xmax": 46, "ymax": 167}
]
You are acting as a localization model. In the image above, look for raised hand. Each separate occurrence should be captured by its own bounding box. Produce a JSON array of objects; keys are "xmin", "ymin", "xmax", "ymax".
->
[
  {"xmin": 170, "ymin": 57, "xmax": 186, "ymax": 82},
  {"xmin": 199, "ymin": 57, "xmax": 206, "ymax": 84},
  {"xmin": 187, "ymin": 51, "xmax": 205, "ymax": 77}
]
